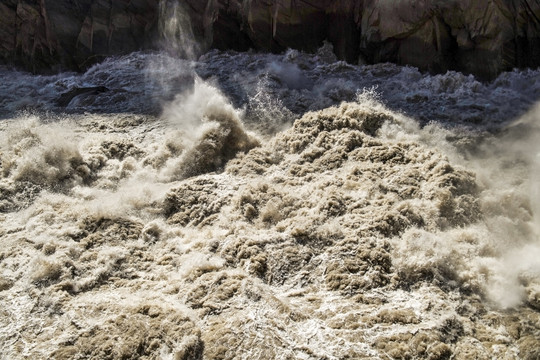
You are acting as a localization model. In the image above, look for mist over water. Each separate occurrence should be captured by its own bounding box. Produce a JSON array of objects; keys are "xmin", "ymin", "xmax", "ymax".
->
[
  {"xmin": 1, "ymin": 7, "xmax": 540, "ymax": 359},
  {"xmin": 159, "ymin": 0, "xmax": 203, "ymax": 61}
]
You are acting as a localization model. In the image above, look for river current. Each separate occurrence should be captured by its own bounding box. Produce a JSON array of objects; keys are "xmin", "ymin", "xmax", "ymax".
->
[{"xmin": 1, "ymin": 47, "xmax": 540, "ymax": 359}]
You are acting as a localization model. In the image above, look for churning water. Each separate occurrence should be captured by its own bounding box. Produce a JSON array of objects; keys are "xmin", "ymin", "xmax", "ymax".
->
[{"xmin": 1, "ymin": 44, "xmax": 540, "ymax": 359}]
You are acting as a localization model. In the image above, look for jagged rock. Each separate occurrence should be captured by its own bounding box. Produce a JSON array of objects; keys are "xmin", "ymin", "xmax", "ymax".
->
[
  {"xmin": 188, "ymin": 0, "xmax": 540, "ymax": 79},
  {"xmin": 0, "ymin": 0, "xmax": 159, "ymax": 72},
  {"xmin": 0, "ymin": 0, "xmax": 539, "ymax": 79},
  {"xmin": 358, "ymin": 0, "xmax": 540, "ymax": 79}
]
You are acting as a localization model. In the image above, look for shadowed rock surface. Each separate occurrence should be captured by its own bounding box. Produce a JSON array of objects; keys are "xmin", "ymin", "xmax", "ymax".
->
[
  {"xmin": 0, "ymin": 0, "xmax": 159, "ymax": 72},
  {"xmin": 1, "ymin": 0, "xmax": 540, "ymax": 78},
  {"xmin": 190, "ymin": 0, "xmax": 540, "ymax": 79}
]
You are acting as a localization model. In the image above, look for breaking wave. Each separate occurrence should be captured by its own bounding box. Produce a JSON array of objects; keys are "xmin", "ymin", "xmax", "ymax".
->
[{"xmin": 1, "ymin": 49, "xmax": 540, "ymax": 359}]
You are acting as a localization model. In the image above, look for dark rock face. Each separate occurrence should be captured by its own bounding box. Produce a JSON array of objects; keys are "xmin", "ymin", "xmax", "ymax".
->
[
  {"xmin": 0, "ymin": 0, "xmax": 159, "ymax": 72},
  {"xmin": 1, "ymin": 0, "xmax": 539, "ymax": 79},
  {"xmin": 190, "ymin": 0, "xmax": 540, "ymax": 80}
]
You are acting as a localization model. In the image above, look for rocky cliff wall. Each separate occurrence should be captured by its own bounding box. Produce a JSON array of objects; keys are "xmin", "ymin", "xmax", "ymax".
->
[
  {"xmin": 0, "ymin": 0, "xmax": 159, "ymax": 72},
  {"xmin": 1, "ymin": 0, "xmax": 539, "ymax": 79},
  {"xmin": 191, "ymin": 0, "xmax": 540, "ymax": 79}
]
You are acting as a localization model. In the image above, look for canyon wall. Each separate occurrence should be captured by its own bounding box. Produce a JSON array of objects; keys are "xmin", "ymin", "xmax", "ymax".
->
[
  {"xmin": 192, "ymin": 0, "xmax": 540, "ymax": 79},
  {"xmin": 0, "ymin": 0, "xmax": 159, "ymax": 72},
  {"xmin": 1, "ymin": 0, "xmax": 539, "ymax": 78}
]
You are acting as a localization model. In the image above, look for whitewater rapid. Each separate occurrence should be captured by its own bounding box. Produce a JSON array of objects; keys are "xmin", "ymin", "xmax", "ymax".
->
[{"xmin": 1, "ymin": 49, "xmax": 540, "ymax": 359}]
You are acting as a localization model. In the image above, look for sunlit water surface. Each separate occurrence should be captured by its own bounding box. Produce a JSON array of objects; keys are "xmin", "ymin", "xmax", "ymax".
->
[{"xmin": 1, "ymin": 49, "xmax": 540, "ymax": 359}]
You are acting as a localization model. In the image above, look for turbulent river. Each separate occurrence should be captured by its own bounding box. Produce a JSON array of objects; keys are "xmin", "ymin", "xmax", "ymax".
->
[{"xmin": 1, "ymin": 46, "xmax": 540, "ymax": 359}]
